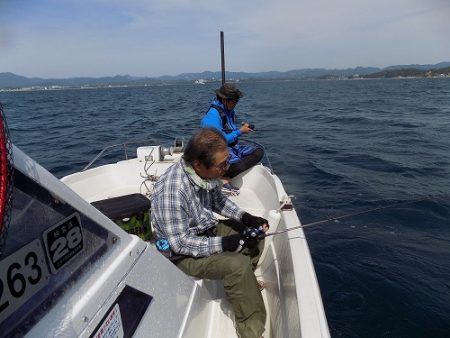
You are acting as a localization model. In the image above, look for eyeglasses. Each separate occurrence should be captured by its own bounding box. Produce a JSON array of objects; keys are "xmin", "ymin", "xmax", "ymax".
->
[{"xmin": 213, "ymin": 159, "xmax": 230, "ymax": 171}]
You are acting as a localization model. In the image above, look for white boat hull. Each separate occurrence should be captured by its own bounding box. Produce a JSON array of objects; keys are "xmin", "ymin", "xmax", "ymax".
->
[
  {"xmin": 1, "ymin": 143, "xmax": 329, "ymax": 337},
  {"xmin": 60, "ymin": 146, "xmax": 330, "ymax": 337}
]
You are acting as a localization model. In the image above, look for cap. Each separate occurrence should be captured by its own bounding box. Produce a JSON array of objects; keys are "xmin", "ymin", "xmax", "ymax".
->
[{"xmin": 215, "ymin": 83, "xmax": 243, "ymax": 101}]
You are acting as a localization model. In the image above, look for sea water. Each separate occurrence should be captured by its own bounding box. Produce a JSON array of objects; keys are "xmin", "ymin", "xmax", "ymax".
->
[{"xmin": 1, "ymin": 78, "xmax": 449, "ymax": 337}]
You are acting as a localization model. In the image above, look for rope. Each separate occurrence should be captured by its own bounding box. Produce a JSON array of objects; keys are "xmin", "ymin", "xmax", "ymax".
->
[{"xmin": 139, "ymin": 147, "xmax": 158, "ymax": 197}]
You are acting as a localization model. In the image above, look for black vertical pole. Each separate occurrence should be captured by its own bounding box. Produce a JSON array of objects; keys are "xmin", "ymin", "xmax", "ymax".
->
[{"xmin": 220, "ymin": 31, "xmax": 225, "ymax": 85}]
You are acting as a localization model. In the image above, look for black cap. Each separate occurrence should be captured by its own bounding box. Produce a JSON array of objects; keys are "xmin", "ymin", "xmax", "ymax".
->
[{"xmin": 215, "ymin": 83, "xmax": 243, "ymax": 101}]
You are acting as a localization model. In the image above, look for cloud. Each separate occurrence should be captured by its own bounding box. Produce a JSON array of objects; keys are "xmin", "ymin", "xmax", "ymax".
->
[
  {"xmin": 228, "ymin": 0, "xmax": 450, "ymax": 70},
  {"xmin": 0, "ymin": 0, "xmax": 449, "ymax": 77}
]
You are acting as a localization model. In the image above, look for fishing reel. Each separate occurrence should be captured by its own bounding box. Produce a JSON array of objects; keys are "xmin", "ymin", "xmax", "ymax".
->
[
  {"xmin": 241, "ymin": 226, "xmax": 265, "ymax": 240},
  {"xmin": 241, "ymin": 122, "xmax": 255, "ymax": 130}
]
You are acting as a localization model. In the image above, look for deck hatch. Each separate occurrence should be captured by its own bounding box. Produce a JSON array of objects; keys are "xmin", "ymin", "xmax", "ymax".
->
[{"xmin": 90, "ymin": 285, "xmax": 153, "ymax": 338}]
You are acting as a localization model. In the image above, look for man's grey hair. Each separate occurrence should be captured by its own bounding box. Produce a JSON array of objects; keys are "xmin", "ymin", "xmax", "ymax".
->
[{"xmin": 183, "ymin": 128, "xmax": 227, "ymax": 168}]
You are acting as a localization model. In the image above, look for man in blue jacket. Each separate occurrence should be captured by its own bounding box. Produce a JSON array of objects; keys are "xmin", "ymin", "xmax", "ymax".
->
[{"xmin": 201, "ymin": 83, "xmax": 264, "ymax": 188}]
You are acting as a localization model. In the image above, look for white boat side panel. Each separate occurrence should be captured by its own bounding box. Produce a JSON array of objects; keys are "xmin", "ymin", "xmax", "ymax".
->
[
  {"xmin": 273, "ymin": 174, "xmax": 290, "ymax": 203},
  {"xmin": 284, "ymin": 210, "xmax": 330, "ymax": 338},
  {"xmin": 226, "ymin": 188, "xmax": 282, "ymax": 267},
  {"xmin": 61, "ymin": 158, "xmax": 178, "ymax": 202},
  {"xmin": 258, "ymin": 208, "xmax": 329, "ymax": 338},
  {"xmin": 271, "ymin": 228, "xmax": 302, "ymax": 337},
  {"xmin": 230, "ymin": 165, "xmax": 280, "ymax": 211},
  {"xmin": 259, "ymin": 245, "xmax": 289, "ymax": 338}
]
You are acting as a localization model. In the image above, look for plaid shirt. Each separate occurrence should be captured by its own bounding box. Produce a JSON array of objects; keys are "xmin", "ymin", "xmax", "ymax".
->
[{"xmin": 151, "ymin": 159, "xmax": 245, "ymax": 257}]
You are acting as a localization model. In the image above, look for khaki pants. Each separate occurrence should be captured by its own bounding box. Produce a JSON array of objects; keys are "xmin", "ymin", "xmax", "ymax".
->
[{"xmin": 176, "ymin": 222, "xmax": 266, "ymax": 338}]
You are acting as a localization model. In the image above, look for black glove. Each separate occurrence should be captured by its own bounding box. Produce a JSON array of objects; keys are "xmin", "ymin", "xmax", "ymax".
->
[
  {"xmin": 222, "ymin": 230, "xmax": 263, "ymax": 252},
  {"xmin": 242, "ymin": 212, "xmax": 268, "ymax": 229},
  {"xmin": 222, "ymin": 234, "xmax": 244, "ymax": 252},
  {"xmin": 221, "ymin": 218, "xmax": 245, "ymax": 233}
]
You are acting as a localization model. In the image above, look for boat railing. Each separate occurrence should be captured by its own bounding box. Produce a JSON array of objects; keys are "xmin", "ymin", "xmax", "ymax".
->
[
  {"xmin": 82, "ymin": 138, "xmax": 274, "ymax": 174},
  {"xmin": 82, "ymin": 139, "xmax": 158, "ymax": 171}
]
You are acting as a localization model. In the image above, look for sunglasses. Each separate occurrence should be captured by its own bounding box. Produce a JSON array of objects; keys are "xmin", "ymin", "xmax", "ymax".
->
[{"xmin": 213, "ymin": 159, "xmax": 230, "ymax": 171}]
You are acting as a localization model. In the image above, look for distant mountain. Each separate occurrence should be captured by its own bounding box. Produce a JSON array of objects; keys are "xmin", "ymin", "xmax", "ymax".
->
[
  {"xmin": 158, "ymin": 67, "xmax": 381, "ymax": 81},
  {"xmin": 0, "ymin": 73, "xmax": 156, "ymax": 89},
  {"xmin": 1, "ymin": 62, "xmax": 449, "ymax": 89},
  {"xmin": 0, "ymin": 72, "xmax": 45, "ymax": 87},
  {"xmin": 384, "ymin": 62, "xmax": 450, "ymax": 71},
  {"xmin": 362, "ymin": 66, "xmax": 450, "ymax": 79}
]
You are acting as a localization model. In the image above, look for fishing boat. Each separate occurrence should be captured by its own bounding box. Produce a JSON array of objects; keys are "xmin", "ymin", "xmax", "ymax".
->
[
  {"xmin": 0, "ymin": 127, "xmax": 329, "ymax": 337},
  {"xmin": 0, "ymin": 29, "xmax": 329, "ymax": 338}
]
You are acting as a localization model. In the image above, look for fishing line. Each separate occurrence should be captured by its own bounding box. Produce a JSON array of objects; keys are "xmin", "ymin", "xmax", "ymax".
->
[{"xmin": 265, "ymin": 196, "xmax": 433, "ymax": 237}]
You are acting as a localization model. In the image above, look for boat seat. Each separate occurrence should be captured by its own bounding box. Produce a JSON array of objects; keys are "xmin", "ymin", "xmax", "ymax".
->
[{"xmin": 91, "ymin": 193, "xmax": 152, "ymax": 241}]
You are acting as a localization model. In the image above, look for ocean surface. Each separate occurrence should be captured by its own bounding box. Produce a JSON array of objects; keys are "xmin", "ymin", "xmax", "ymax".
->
[{"xmin": 1, "ymin": 78, "xmax": 450, "ymax": 337}]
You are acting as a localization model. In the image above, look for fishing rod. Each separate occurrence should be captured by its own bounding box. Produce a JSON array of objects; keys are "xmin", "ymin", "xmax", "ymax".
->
[{"xmin": 264, "ymin": 196, "xmax": 433, "ymax": 237}]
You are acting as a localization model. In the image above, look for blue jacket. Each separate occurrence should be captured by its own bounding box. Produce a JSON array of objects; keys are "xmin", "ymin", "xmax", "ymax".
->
[
  {"xmin": 201, "ymin": 98, "xmax": 257, "ymax": 164},
  {"xmin": 201, "ymin": 98, "xmax": 241, "ymax": 146}
]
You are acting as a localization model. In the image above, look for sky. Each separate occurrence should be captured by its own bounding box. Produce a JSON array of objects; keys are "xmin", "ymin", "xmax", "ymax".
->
[{"xmin": 0, "ymin": 0, "xmax": 449, "ymax": 78}]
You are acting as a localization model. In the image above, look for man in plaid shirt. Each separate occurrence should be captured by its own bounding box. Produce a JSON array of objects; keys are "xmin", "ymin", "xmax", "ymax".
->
[{"xmin": 151, "ymin": 128, "xmax": 268, "ymax": 338}]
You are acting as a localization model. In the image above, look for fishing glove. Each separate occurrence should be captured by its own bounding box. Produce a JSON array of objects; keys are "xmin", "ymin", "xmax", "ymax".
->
[
  {"xmin": 222, "ymin": 233, "xmax": 259, "ymax": 251},
  {"xmin": 222, "ymin": 227, "xmax": 265, "ymax": 252},
  {"xmin": 221, "ymin": 218, "xmax": 245, "ymax": 232},
  {"xmin": 222, "ymin": 234, "xmax": 245, "ymax": 252},
  {"xmin": 242, "ymin": 212, "xmax": 269, "ymax": 229}
]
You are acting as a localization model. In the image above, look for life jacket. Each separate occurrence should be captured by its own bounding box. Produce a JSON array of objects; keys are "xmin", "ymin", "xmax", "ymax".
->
[{"xmin": 209, "ymin": 104, "xmax": 238, "ymax": 147}]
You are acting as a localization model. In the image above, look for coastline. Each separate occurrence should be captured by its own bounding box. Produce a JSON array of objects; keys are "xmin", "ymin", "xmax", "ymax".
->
[{"xmin": 1, "ymin": 75, "xmax": 449, "ymax": 93}]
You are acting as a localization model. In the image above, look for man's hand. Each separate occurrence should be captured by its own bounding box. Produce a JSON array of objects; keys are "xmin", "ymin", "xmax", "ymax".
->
[
  {"xmin": 242, "ymin": 212, "xmax": 269, "ymax": 233},
  {"xmin": 222, "ymin": 234, "xmax": 245, "ymax": 252},
  {"xmin": 222, "ymin": 232, "xmax": 259, "ymax": 252},
  {"xmin": 239, "ymin": 122, "xmax": 254, "ymax": 134}
]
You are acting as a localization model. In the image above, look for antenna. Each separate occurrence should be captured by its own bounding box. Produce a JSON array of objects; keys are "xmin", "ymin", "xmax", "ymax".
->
[{"xmin": 220, "ymin": 31, "xmax": 225, "ymax": 85}]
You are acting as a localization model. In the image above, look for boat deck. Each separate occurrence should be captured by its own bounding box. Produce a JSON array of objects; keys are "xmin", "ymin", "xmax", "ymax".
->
[{"xmin": 60, "ymin": 151, "xmax": 329, "ymax": 337}]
